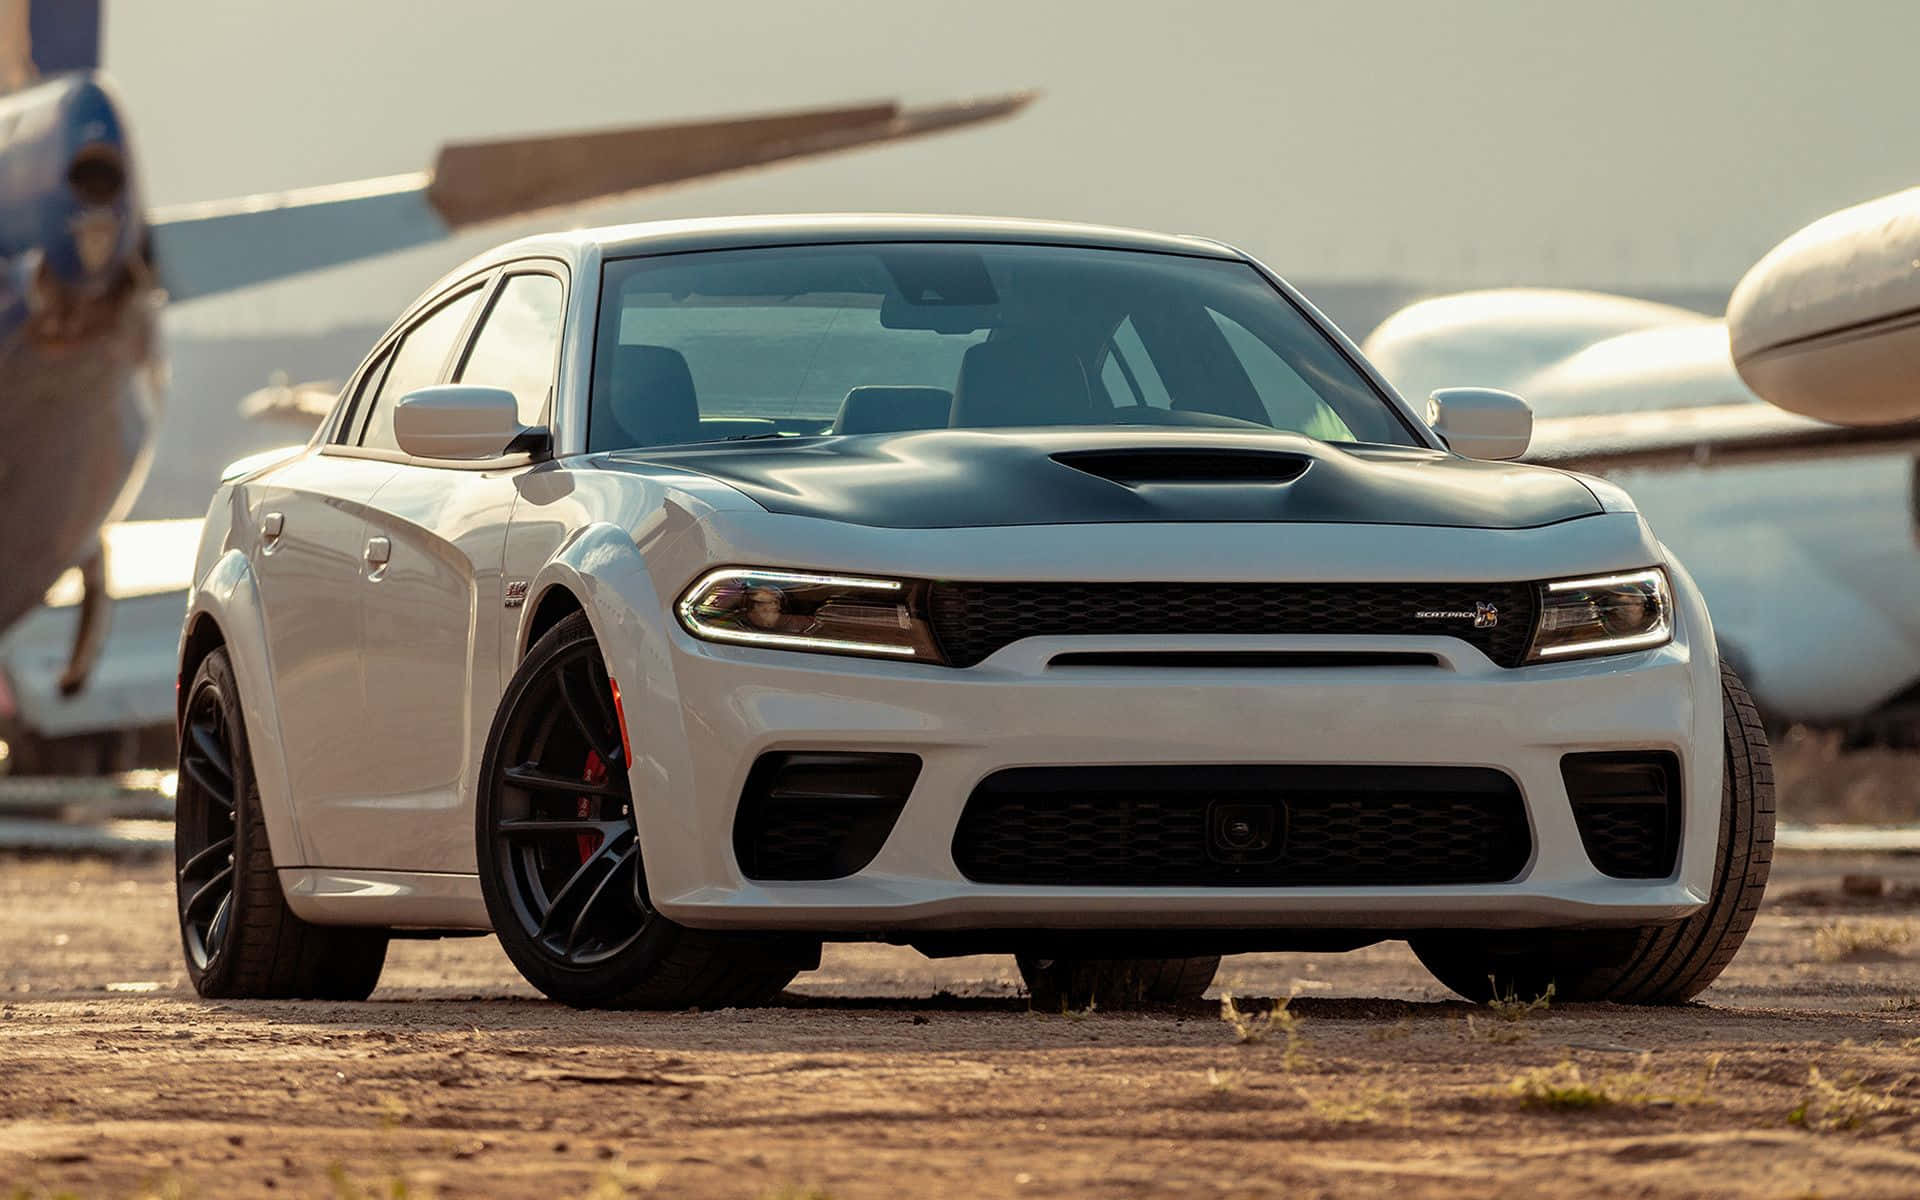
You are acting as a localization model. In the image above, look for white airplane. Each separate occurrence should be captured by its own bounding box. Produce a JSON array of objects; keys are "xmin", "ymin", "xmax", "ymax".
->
[{"xmin": 1363, "ymin": 188, "xmax": 1920, "ymax": 742}]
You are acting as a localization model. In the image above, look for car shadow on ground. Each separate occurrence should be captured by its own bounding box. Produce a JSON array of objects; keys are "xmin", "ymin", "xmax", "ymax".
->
[{"xmin": 62, "ymin": 988, "xmax": 1916, "ymax": 1057}]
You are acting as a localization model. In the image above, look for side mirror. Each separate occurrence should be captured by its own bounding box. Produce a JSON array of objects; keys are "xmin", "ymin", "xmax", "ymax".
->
[
  {"xmin": 393, "ymin": 385, "xmax": 542, "ymax": 460},
  {"xmin": 1427, "ymin": 387, "xmax": 1532, "ymax": 461}
]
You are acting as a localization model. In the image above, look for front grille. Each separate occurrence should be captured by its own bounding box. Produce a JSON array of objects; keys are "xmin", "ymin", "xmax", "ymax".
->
[
  {"xmin": 952, "ymin": 765, "xmax": 1531, "ymax": 887},
  {"xmin": 734, "ymin": 752, "xmax": 920, "ymax": 881},
  {"xmin": 1562, "ymin": 751, "xmax": 1682, "ymax": 879},
  {"xmin": 928, "ymin": 581, "xmax": 1537, "ymax": 668}
]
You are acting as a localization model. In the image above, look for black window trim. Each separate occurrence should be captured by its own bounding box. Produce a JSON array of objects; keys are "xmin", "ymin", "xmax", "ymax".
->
[
  {"xmin": 322, "ymin": 266, "xmax": 493, "ymax": 446},
  {"xmin": 332, "ymin": 343, "xmax": 394, "ymax": 448},
  {"xmin": 451, "ymin": 262, "xmax": 571, "ymax": 435},
  {"xmin": 319, "ymin": 256, "xmax": 572, "ymax": 471}
]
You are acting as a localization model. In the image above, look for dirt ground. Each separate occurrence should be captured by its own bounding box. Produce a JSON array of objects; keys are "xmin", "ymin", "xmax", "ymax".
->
[
  {"xmin": 1, "ymin": 852, "xmax": 1918, "ymax": 1199},
  {"xmin": 1774, "ymin": 729, "xmax": 1920, "ymax": 827}
]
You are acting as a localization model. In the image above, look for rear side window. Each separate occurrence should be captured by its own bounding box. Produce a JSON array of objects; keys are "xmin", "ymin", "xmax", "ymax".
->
[
  {"xmin": 335, "ymin": 346, "xmax": 394, "ymax": 444},
  {"xmin": 357, "ymin": 287, "xmax": 483, "ymax": 451},
  {"xmin": 456, "ymin": 273, "xmax": 565, "ymax": 428}
]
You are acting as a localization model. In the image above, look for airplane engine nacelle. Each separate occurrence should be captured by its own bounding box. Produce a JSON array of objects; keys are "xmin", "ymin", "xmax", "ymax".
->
[
  {"xmin": 0, "ymin": 71, "xmax": 143, "ymax": 312},
  {"xmin": 1729, "ymin": 186, "xmax": 1920, "ymax": 427}
]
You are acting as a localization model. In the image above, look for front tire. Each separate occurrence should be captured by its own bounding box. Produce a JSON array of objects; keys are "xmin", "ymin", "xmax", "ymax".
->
[
  {"xmin": 1412, "ymin": 661, "xmax": 1774, "ymax": 1004},
  {"xmin": 477, "ymin": 612, "xmax": 811, "ymax": 1009},
  {"xmin": 1017, "ymin": 953, "xmax": 1220, "ymax": 1011},
  {"xmin": 175, "ymin": 648, "xmax": 389, "ymax": 1000}
]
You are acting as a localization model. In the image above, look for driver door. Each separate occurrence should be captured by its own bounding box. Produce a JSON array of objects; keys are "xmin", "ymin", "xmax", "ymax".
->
[{"xmin": 350, "ymin": 266, "xmax": 567, "ymax": 873}]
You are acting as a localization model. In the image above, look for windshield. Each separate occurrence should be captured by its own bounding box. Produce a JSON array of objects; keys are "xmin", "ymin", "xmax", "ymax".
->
[{"xmin": 589, "ymin": 242, "xmax": 1419, "ymax": 451}]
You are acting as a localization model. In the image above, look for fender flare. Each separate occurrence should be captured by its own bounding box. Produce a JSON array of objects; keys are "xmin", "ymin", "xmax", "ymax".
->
[
  {"xmin": 1659, "ymin": 546, "xmax": 1729, "ymax": 901},
  {"xmin": 517, "ymin": 522, "xmax": 698, "ymax": 891},
  {"xmin": 183, "ymin": 549, "xmax": 309, "ymax": 866}
]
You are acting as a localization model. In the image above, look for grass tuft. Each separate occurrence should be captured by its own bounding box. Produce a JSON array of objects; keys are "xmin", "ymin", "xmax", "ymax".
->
[
  {"xmin": 1220, "ymin": 993, "xmax": 1306, "ymax": 1069},
  {"xmin": 1787, "ymin": 1067, "xmax": 1901, "ymax": 1132},
  {"xmin": 1813, "ymin": 920, "xmax": 1914, "ymax": 963},
  {"xmin": 1301, "ymin": 1085, "xmax": 1403, "ymax": 1123},
  {"xmin": 1205, "ymin": 1066, "xmax": 1241, "ymax": 1095},
  {"xmin": 1509, "ymin": 1056, "xmax": 1661, "ymax": 1111},
  {"xmin": 1487, "ymin": 980, "xmax": 1555, "ymax": 1020}
]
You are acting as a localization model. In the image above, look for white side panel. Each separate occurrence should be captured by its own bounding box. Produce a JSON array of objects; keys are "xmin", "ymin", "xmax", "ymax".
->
[
  {"xmin": 280, "ymin": 867, "xmax": 488, "ymax": 929},
  {"xmin": 188, "ymin": 548, "xmax": 309, "ymax": 866},
  {"xmin": 320, "ymin": 463, "xmax": 520, "ymax": 875},
  {"xmin": 247, "ymin": 454, "xmax": 397, "ymax": 866}
]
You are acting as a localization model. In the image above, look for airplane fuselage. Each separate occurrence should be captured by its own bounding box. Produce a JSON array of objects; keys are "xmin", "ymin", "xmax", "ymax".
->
[
  {"xmin": 0, "ymin": 70, "xmax": 160, "ymax": 636},
  {"xmin": 1619, "ymin": 453, "xmax": 1920, "ymax": 729}
]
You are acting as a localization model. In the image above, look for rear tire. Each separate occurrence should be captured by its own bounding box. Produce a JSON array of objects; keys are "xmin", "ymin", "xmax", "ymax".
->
[
  {"xmin": 1017, "ymin": 953, "xmax": 1220, "ymax": 1011},
  {"xmin": 176, "ymin": 648, "xmax": 389, "ymax": 1000},
  {"xmin": 1412, "ymin": 661, "xmax": 1774, "ymax": 1004},
  {"xmin": 477, "ymin": 611, "xmax": 812, "ymax": 1009}
]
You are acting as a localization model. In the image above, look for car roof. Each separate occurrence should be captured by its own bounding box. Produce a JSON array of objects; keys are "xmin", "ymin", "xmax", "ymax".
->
[{"xmin": 486, "ymin": 214, "xmax": 1247, "ymax": 264}]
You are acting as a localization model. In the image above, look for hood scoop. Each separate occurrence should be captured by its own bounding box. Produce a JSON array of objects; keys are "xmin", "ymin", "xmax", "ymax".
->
[
  {"xmin": 623, "ymin": 428, "xmax": 1602, "ymax": 528},
  {"xmin": 1050, "ymin": 448, "xmax": 1311, "ymax": 486}
]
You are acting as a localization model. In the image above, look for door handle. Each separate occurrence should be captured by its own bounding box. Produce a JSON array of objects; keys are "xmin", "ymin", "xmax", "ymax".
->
[
  {"xmin": 364, "ymin": 536, "xmax": 391, "ymax": 580},
  {"xmin": 260, "ymin": 511, "xmax": 284, "ymax": 554}
]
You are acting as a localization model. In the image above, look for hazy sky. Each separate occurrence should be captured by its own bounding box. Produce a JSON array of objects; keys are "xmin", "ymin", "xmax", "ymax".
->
[{"xmin": 108, "ymin": 0, "xmax": 1920, "ymax": 334}]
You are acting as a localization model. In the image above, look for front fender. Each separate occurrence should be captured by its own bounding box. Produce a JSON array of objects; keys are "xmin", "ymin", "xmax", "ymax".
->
[
  {"xmin": 184, "ymin": 548, "xmax": 307, "ymax": 867},
  {"xmin": 520, "ymin": 522, "xmax": 697, "ymax": 894},
  {"xmin": 1661, "ymin": 544, "xmax": 1726, "ymax": 903}
]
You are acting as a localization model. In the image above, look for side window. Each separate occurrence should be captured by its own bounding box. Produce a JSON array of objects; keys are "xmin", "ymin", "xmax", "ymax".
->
[
  {"xmin": 456, "ymin": 272, "xmax": 565, "ymax": 428},
  {"xmin": 1206, "ymin": 308, "xmax": 1356, "ymax": 442},
  {"xmin": 334, "ymin": 346, "xmax": 393, "ymax": 445},
  {"xmin": 1095, "ymin": 317, "xmax": 1173, "ymax": 409},
  {"xmin": 357, "ymin": 287, "xmax": 483, "ymax": 451}
]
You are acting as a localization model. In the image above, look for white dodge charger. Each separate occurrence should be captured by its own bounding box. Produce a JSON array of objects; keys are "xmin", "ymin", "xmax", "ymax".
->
[{"xmin": 173, "ymin": 216, "xmax": 1771, "ymax": 1010}]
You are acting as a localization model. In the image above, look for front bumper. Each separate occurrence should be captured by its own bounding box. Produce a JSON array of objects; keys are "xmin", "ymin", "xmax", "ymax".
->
[{"xmin": 620, "ymin": 625, "xmax": 1721, "ymax": 935}]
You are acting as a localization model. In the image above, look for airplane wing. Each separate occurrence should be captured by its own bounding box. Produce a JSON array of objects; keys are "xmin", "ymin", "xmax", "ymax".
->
[
  {"xmin": 149, "ymin": 92, "xmax": 1036, "ymax": 303},
  {"xmin": 1529, "ymin": 403, "xmax": 1920, "ymax": 473}
]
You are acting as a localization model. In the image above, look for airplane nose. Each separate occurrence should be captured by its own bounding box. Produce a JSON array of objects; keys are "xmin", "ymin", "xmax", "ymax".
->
[{"xmin": 67, "ymin": 142, "xmax": 126, "ymax": 207}]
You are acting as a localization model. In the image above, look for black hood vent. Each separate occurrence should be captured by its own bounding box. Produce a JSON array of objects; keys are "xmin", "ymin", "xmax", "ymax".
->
[{"xmin": 1050, "ymin": 448, "xmax": 1311, "ymax": 486}]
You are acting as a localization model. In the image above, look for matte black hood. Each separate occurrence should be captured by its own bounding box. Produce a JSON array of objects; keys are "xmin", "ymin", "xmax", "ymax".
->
[{"xmin": 613, "ymin": 429, "xmax": 1601, "ymax": 530}]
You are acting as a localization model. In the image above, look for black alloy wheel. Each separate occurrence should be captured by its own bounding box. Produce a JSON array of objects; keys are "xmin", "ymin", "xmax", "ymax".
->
[
  {"xmin": 175, "ymin": 647, "xmax": 389, "ymax": 999},
  {"xmin": 477, "ymin": 611, "xmax": 812, "ymax": 1009},
  {"xmin": 489, "ymin": 637, "xmax": 651, "ymax": 967},
  {"xmin": 177, "ymin": 679, "xmax": 238, "ymax": 970}
]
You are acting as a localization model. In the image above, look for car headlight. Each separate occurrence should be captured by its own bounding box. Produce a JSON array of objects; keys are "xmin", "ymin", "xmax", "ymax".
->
[
  {"xmin": 1529, "ymin": 568, "xmax": 1673, "ymax": 661},
  {"xmin": 676, "ymin": 568, "xmax": 942, "ymax": 661}
]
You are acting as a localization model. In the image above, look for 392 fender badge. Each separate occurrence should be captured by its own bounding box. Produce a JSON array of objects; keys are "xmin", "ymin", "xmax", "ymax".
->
[{"xmin": 504, "ymin": 580, "xmax": 529, "ymax": 609}]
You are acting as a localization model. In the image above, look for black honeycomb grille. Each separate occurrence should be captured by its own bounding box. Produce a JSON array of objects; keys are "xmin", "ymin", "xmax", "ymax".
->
[
  {"xmin": 952, "ymin": 765, "xmax": 1531, "ymax": 887},
  {"xmin": 734, "ymin": 752, "xmax": 921, "ymax": 881},
  {"xmin": 927, "ymin": 580, "xmax": 1537, "ymax": 668},
  {"xmin": 1562, "ymin": 752, "xmax": 1682, "ymax": 879}
]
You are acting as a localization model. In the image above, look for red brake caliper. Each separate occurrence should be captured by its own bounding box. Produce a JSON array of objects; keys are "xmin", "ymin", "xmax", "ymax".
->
[{"xmin": 578, "ymin": 749, "xmax": 607, "ymax": 864}]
